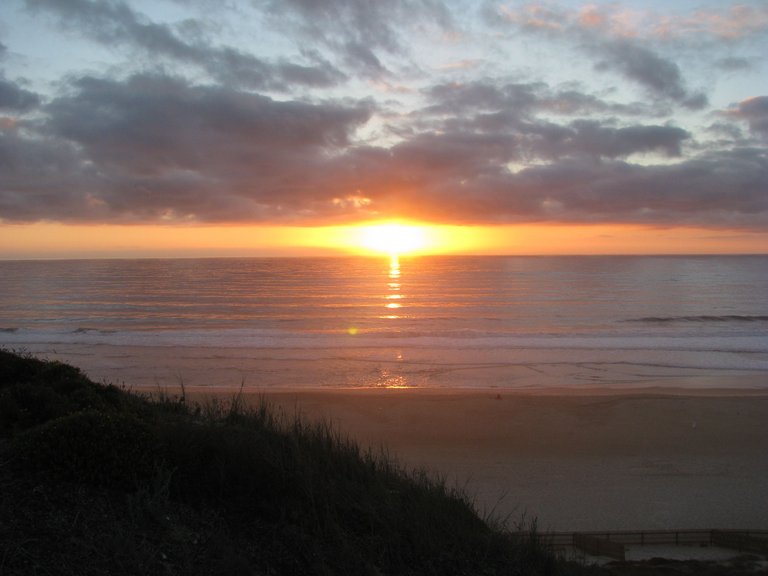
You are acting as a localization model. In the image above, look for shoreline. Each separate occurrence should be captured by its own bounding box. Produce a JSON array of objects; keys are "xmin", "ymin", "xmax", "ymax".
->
[
  {"xmin": 6, "ymin": 341, "xmax": 768, "ymax": 394},
  {"xmin": 174, "ymin": 384, "xmax": 768, "ymax": 397}
]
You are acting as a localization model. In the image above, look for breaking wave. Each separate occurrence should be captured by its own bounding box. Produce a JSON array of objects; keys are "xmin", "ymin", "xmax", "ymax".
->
[{"xmin": 625, "ymin": 315, "xmax": 768, "ymax": 324}]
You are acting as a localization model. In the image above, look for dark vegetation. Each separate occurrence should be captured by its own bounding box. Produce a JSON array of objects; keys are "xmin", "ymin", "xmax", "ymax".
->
[{"xmin": 0, "ymin": 349, "xmax": 583, "ymax": 575}]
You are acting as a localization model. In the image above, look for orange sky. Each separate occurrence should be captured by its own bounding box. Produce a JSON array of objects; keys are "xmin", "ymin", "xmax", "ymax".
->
[{"xmin": 1, "ymin": 221, "xmax": 766, "ymax": 259}]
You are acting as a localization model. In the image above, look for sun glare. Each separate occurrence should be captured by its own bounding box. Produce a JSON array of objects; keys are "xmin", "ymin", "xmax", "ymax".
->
[{"xmin": 357, "ymin": 223, "xmax": 429, "ymax": 255}]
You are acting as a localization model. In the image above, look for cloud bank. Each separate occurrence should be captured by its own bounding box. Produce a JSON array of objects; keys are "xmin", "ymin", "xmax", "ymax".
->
[{"xmin": 0, "ymin": 0, "xmax": 767, "ymax": 230}]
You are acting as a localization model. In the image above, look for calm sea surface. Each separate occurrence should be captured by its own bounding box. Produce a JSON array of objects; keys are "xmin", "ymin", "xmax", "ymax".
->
[{"xmin": 1, "ymin": 255, "xmax": 767, "ymax": 387}]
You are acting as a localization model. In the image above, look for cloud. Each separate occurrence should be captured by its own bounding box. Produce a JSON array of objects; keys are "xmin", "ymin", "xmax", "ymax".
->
[
  {"xmin": 593, "ymin": 40, "xmax": 707, "ymax": 109},
  {"xmin": 0, "ymin": 77, "xmax": 41, "ymax": 111},
  {"xmin": 716, "ymin": 56, "xmax": 754, "ymax": 71},
  {"xmin": 1, "ymin": 73, "xmax": 373, "ymax": 223},
  {"xmin": 1, "ymin": 67, "xmax": 723, "ymax": 228},
  {"xmin": 555, "ymin": 121, "xmax": 690, "ymax": 159},
  {"xmin": 498, "ymin": 2, "xmax": 768, "ymax": 41},
  {"xmin": 419, "ymin": 78, "xmax": 689, "ymax": 160},
  {"xmin": 0, "ymin": 121, "xmax": 100, "ymax": 221},
  {"xmin": 705, "ymin": 120, "xmax": 744, "ymax": 141},
  {"xmin": 726, "ymin": 96, "xmax": 768, "ymax": 139},
  {"xmin": 683, "ymin": 4, "xmax": 768, "ymax": 40},
  {"xmin": 24, "ymin": 0, "xmax": 345, "ymax": 90},
  {"xmin": 498, "ymin": 3, "xmax": 566, "ymax": 32},
  {"xmin": 1, "ymin": 73, "xmax": 765, "ymax": 230},
  {"xmin": 0, "ymin": 42, "xmax": 40, "ymax": 111},
  {"xmin": 490, "ymin": 5, "xmax": 709, "ymax": 109},
  {"xmin": 352, "ymin": 146, "xmax": 768, "ymax": 229},
  {"xmin": 424, "ymin": 81, "xmax": 541, "ymax": 116},
  {"xmin": 262, "ymin": 0, "xmax": 454, "ymax": 78},
  {"xmin": 424, "ymin": 80, "xmax": 657, "ymax": 119},
  {"xmin": 340, "ymin": 40, "xmax": 388, "ymax": 77}
]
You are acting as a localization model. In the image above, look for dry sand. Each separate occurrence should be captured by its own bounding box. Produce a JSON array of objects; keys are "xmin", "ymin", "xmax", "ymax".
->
[{"xmin": 184, "ymin": 387, "xmax": 768, "ymax": 533}]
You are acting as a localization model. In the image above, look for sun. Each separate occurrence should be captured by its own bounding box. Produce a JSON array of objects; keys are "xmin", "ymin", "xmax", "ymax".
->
[{"xmin": 357, "ymin": 222, "xmax": 428, "ymax": 255}]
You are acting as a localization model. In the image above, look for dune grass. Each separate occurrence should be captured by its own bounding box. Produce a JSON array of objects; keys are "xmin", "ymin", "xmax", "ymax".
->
[{"xmin": 0, "ymin": 349, "xmax": 592, "ymax": 575}]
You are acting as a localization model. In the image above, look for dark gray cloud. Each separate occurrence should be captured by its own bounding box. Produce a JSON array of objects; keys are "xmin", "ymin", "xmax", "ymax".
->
[
  {"xmin": 426, "ymin": 115, "xmax": 689, "ymax": 162},
  {"xmin": 424, "ymin": 81, "xmax": 541, "ymax": 116},
  {"xmin": 594, "ymin": 40, "xmax": 708, "ymax": 109},
  {"xmin": 24, "ymin": 0, "xmax": 345, "ymax": 90},
  {"xmin": 262, "ymin": 0, "xmax": 453, "ymax": 78},
  {"xmin": 48, "ymin": 74, "xmax": 370, "ymax": 158},
  {"xmin": 705, "ymin": 120, "xmax": 744, "ymax": 141},
  {"xmin": 1, "ymin": 82, "xmax": 765, "ymax": 229},
  {"xmin": 0, "ymin": 122, "xmax": 100, "ymax": 221},
  {"xmin": 727, "ymin": 96, "xmax": 768, "ymax": 139},
  {"xmin": 484, "ymin": 4, "xmax": 709, "ymax": 111},
  {"xmin": 268, "ymin": 0, "xmax": 452, "ymax": 50},
  {"xmin": 0, "ymin": 42, "xmax": 40, "ymax": 111},
  {"xmin": 0, "ymin": 72, "xmax": 373, "ymax": 223},
  {"xmin": 419, "ymin": 80, "xmax": 689, "ymax": 160},
  {"xmin": 6, "ymin": 68, "xmax": 755, "ymax": 229},
  {"xmin": 537, "ymin": 90, "xmax": 656, "ymax": 117},
  {"xmin": 560, "ymin": 121, "xmax": 689, "ymax": 158},
  {"xmin": 0, "ymin": 77, "xmax": 40, "ymax": 111},
  {"xmin": 343, "ymin": 144, "xmax": 768, "ymax": 229},
  {"xmin": 424, "ymin": 80, "xmax": 661, "ymax": 119},
  {"xmin": 340, "ymin": 40, "xmax": 388, "ymax": 77},
  {"xmin": 716, "ymin": 57, "xmax": 754, "ymax": 71}
]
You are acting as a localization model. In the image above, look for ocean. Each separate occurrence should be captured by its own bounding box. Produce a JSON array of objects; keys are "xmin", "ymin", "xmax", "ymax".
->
[{"xmin": 1, "ymin": 255, "xmax": 767, "ymax": 390}]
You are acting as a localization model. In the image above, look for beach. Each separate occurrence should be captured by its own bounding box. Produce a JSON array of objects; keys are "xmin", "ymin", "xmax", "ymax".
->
[{"xmin": 182, "ymin": 387, "xmax": 764, "ymax": 533}]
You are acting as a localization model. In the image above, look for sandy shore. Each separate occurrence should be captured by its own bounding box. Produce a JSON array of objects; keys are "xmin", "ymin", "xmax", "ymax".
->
[
  {"xmin": 7, "ymin": 342, "xmax": 768, "ymax": 532},
  {"xmin": 179, "ymin": 387, "xmax": 768, "ymax": 533}
]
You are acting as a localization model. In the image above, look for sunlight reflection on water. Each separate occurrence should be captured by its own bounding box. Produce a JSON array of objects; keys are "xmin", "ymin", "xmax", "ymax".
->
[{"xmin": 382, "ymin": 255, "xmax": 403, "ymax": 319}]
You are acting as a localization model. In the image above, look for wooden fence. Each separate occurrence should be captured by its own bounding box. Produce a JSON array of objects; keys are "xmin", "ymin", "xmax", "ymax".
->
[
  {"xmin": 540, "ymin": 529, "xmax": 768, "ymax": 560},
  {"xmin": 572, "ymin": 534, "xmax": 626, "ymax": 561},
  {"xmin": 711, "ymin": 530, "xmax": 768, "ymax": 555}
]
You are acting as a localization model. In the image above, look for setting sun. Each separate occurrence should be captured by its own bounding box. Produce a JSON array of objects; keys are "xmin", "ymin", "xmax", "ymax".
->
[{"xmin": 356, "ymin": 223, "xmax": 429, "ymax": 255}]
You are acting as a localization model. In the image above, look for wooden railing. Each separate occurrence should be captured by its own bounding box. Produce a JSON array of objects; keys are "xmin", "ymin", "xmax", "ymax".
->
[
  {"xmin": 712, "ymin": 530, "xmax": 768, "ymax": 555},
  {"xmin": 539, "ymin": 529, "xmax": 768, "ymax": 560},
  {"xmin": 572, "ymin": 534, "xmax": 627, "ymax": 561}
]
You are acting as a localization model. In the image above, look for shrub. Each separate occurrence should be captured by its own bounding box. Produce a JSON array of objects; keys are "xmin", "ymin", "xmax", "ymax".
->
[
  {"xmin": 13, "ymin": 410, "xmax": 162, "ymax": 491},
  {"xmin": 0, "ymin": 349, "xmax": 89, "ymax": 392},
  {"xmin": 0, "ymin": 349, "xmax": 157, "ymax": 436},
  {"xmin": 0, "ymin": 382, "xmax": 63, "ymax": 435},
  {"xmin": 160, "ymin": 421, "xmax": 296, "ymax": 520}
]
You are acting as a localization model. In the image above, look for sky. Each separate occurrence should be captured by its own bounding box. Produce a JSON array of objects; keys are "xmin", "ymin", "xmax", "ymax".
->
[{"xmin": 0, "ymin": 0, "xmax": 767, "ymax": 257}]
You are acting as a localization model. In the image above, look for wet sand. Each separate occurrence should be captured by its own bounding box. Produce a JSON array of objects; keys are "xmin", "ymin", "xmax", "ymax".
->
[{"xmin": 13, "ymin": 341, "xmax": 767, "ymax": 391}]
